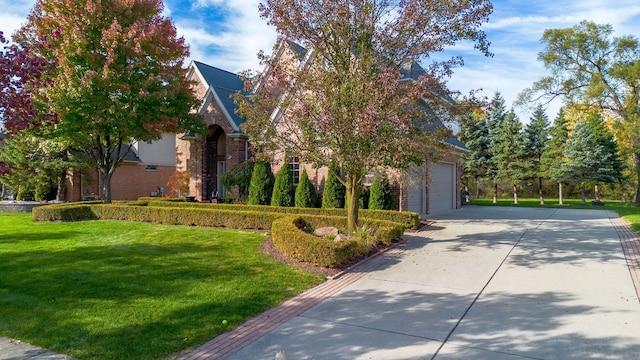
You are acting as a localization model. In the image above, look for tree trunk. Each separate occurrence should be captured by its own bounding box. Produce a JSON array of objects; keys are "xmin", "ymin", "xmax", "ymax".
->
[
  {"xmin": 493, "ymin": 182, "xmax": 497, "ymax": 203},
  {"xmin": 55, "ymin": 169, "xmax": 67, "ymax": 202},
  {"xmin": 538, "ymin": 177, "xmax": 544, "ymax": 205},
  {"xmin": 635, "ymin": 152, "xmax": 640, "ymax": 205},
  {"xmin": 345, "ymin": 171, "xmax": 363, "ymax": 237},
  {"xmin": 475, "ymin": 177, "xmax": 480, "ymax": 198},
  {"xmin": 102, "ymin": 168, "xmax": 113, "ymax": 204},
  {"xmin": 558, "ymin": 182, "xmax": 564, "ymax": 205},
  {"xmin": 595, "ymin": 182, "xmax": 600, "ymax": 202},
  {"xmin": 580, "ymin": 183, "xmax": 586, "ymax": 205},
  {"xmin": 513, "ymin": 184, "xmax": 518, "ymax": 204}
]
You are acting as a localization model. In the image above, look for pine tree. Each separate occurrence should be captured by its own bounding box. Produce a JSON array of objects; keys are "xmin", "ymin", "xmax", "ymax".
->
[
  {"xmin": 321, "ymin": 162, "xmax": 346, "ymax": 208},
  {"xmin": 295, "ymin": 169, "xmax": 317, "ymax": 208},
  {"xmin": 524, "ymin": 104, "xmax": 550, "ymax": 204},
  {"xmin": 247, "ymin": 160, "xmax": 274, "ymax": 205},
  {"xmin": 542, "ymin": 108, "xmax": 570, "ymax": 204},
  {"xmin": 369, "ymin": 173, "xmax": 394, "ymax": 210},
  {"xmin": 271, "ymin": 163, "xmax": 295, "ymax": 207}
]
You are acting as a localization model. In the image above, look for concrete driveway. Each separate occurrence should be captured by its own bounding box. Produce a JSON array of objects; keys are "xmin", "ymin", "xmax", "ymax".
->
[{"xmin": 182, "ymin": 206, "xmax": 640, "ymax": 360}]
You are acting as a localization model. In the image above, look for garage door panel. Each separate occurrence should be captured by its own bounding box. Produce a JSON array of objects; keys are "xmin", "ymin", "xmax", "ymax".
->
[{"xmin": 429, "ymin": 163, "xmax": 454, "ymax": 214}]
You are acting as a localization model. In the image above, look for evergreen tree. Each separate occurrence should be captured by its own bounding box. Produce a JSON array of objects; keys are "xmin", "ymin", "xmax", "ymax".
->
[
  {"xmin": 247, "ymin": 160, "xmax": 274, "ymax": 205},
  {"xmin": 271, "ymin": 163, "xmax": 295, "ymax": 207},
  {"xmin": 542, "ymin": 108, "xmax": 570, "ymax": 204},
  {"xmin": 295, "ymin": 169, "xmax": 317, "ymax": 208},
  {"xmin": 369, "ymin": 173, "xmax": 394, "ymax": 210},
  {"xmin": 485, "ymin": 92, "xmax": 507, "ymax": 203},
  {"xmin": 585, "ymin": 112, "xmax": 625, "ymax": 201},
  {"xmin": 561, "ymin": 120, "xmax": 613, "ymax": 204},
  {"xmin": 220, "ymin": 161, "xmax": 254, "ymax": 201},
  {"xmin": 493, "ymin": 109, "xmax": 527, "ymax": 204},
  {"xmin": 460, "ymin": 112, "xmax": 491, "ymax": 197},
  {"xmin": 321, "ymin": 162, "xmax": 346, "ymax": 208},
  {"xmin": 524, "ymin": 104, "xmax": 550, "ymax": 204}
]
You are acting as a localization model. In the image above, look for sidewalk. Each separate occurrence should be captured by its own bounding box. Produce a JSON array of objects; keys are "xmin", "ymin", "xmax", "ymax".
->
[{"xmin": 180, "ymin": 206, "xmax": 640, "ymax": 359}]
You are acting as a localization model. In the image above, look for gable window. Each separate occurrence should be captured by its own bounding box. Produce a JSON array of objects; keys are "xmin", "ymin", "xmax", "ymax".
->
[{"xmin": 289, "ymin": 156, "xmax": 300, "ymax": 185}]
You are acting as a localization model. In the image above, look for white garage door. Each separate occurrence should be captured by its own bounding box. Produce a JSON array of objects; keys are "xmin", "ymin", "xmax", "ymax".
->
[
  {"xmin": 407, "ymin": 166, "xmax": 427, "ymax": 215},
  {"xmin": 429, "ymin": 162, "xmax": 455, "ymax": 214}
]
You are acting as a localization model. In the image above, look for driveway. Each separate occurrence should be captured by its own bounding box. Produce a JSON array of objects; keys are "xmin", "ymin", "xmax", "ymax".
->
[{"xmin": 181, "ymin": 206, "xmax": 640, "ymax": 359}]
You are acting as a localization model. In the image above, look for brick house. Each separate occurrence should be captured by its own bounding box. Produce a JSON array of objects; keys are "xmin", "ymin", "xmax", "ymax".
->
[{"xmin": 178, "ymin": 46, "xmax": 465, "ymax": 216}]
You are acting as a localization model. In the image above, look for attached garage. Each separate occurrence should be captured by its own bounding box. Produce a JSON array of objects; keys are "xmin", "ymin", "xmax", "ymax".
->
[
  {"xmin": 406, "ymin": 166, "xmax": 427, "ymax": 215},
  {"xmin": 428, "ymin": 162, "xmax": 456, "ymax": 214}
]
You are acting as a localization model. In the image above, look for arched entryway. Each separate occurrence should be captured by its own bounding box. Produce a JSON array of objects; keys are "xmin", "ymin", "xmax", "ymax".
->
[{"xmin": 204, "ymin": 125, "xmax": 226, "ymax": 200}]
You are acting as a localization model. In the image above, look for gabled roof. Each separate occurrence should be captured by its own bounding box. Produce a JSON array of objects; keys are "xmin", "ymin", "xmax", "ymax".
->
[{"xmin": 191, "ymin": 61, "xmax": 246, "ymax": 130}]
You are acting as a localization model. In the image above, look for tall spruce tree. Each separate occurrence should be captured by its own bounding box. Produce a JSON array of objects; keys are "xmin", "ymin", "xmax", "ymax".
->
[
  {"xmin": 542, "ymin": 109, "xmax": 570, "ymax": 204},
  {"xmin": 561, "ymin": 120, "xmax": 613, "ymax": 204},
  {"xmin": 271, "ymin": 163, "xmax": 295, "ymax": 207},
  {"xmin": 493, "ymin": 109, "xmax": 527, "ymax": 204},
  {"xmin": 524, "ymin": 104, "xmax": 550, "ymax": 204},
  {"xmin": 369, "ymin": 173, "xmax": 394, "ymax": 210},
  {"xmin": 585, "ymin": 112, "xmax": 625, "ymax": 201},
  {"xmin": 460, "ymin": 112, "xmax": 491, "ymax": 197},
  {"xmin": 321, "ymin": 162, "xmax": 346, "ymax": 208},
  {"xmin": 295, "ymin": 168, "xmax": 317, "ymax": 208},
  {"xmin": 247, "ymin": 160, "xmax": 275, "ymax": 205},
  {"xmin": 486, "ymin": 92, "xmax": 507, "ymax": 203}
]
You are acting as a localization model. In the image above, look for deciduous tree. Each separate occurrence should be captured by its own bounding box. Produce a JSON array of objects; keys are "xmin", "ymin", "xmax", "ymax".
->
[
  {"xmin": 15, "ymin": 0, "xmax": 204, "ymax": 203},
  {"xmin": 238, "ymin": 0, "xmax": 492, "ymax": 235}
]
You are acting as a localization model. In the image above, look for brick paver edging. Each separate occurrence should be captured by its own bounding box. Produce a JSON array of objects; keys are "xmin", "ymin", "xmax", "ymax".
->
[
  {"xmin": 609, "ymin": 213, "xmax": 640, "ymax": 303},
  {"xmin": 177, "ymin": 227, "xmax": 436, "ymax": 360}
]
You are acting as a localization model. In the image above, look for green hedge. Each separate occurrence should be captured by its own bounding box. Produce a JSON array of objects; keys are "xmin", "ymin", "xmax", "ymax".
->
[
  {"xmin": 271, "ymin": 216, "xmax": 369, "ymax": 268},
  {"xmin": 144, "ymin": 200, "xmax": 420, "ymax": 229},
  {"xmin": 34, "ymin": 204, "xmax": 280, "ymax": 229}
]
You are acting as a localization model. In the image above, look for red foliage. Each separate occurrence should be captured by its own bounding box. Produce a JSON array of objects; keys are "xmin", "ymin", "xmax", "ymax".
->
[{"xmin": 0, "ymin": 31, "xmax": 58, "ymax": 136}]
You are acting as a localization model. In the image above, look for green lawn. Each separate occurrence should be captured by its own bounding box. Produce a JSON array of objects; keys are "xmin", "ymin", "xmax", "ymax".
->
[
  {"xmin": 468, "ymin": 197, "xmax": 640, "ymax": 231},
  {"xmin": 0, "ymin": 212, "xmax": 324, "ymax": 360}
]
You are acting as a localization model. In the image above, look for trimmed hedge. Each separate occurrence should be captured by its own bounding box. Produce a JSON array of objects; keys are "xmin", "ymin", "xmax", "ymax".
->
[
  {"xmin": 144, "ymin": 200, "xmax": 420, "ymax": 229},
  {"xmin": 271, "ymin": 216, "xmax": 369, "ymax": 268},
  {"xmin": 34, "ymin": 204, "xmax": 280, "ymax": 229}
]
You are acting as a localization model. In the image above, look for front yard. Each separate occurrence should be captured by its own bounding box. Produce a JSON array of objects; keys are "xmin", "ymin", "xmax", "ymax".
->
[{"xmin": 0, "ymin": 212, "xmax": 324, "ymax": 359}]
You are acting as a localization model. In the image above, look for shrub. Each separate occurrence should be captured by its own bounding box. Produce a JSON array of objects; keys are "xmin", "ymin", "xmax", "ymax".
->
[
  {"xmin": 295, "ymin": 169, "xmax": 317, "ymax": 208},
  {"xmin": 271, "ymin": 163, "xmax": 295, "ymax": 207},
  {"xmin": 271, "ymin": 216, "xmax": 369, "ymax": 268},
  {"xmin": 166, "ymin": 171, "xmax": 190, "ymax": 198},
  {"xmin": 146, "ymin": 200, "xmax": 421, "ymax": 229},
  {"xmin": 369, "ymin": 173, "xmax": 394, "ymax": 210},
  {"xmin": 220, "ymin": 161, "xmax": 254, "ymax": 201},
  {"xmin": 321, "ymin": 162, "xmax": 345, "ymax": 208},
  {"xmin": 247, "ymin": 161, "xmax": 274, "ymax": 205}
]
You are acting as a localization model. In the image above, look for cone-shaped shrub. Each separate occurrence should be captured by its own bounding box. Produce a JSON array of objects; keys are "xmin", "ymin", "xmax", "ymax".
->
[
  {"xmin": 369, "ymin": 173, "xmax": 394, "ymax": 210},
  {"xmin": 321, "ymin": 162, "xmax": 345, "ymax": 208},
  {"xmin": 247, "ymin": 160, "xmax": 274, "ymax": 205},
  {"xmin": 271, "ymin": 163, "xmax": 295, "ymax": 207},
  {"xmin": 295, "ymin": 169, "xmax": 317, "ymax": 208}
]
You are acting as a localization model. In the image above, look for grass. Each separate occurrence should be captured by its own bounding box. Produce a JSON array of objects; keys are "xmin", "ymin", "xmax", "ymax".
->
[
  {"xmin": 468, "ymin": 197, "xmax": 640, "ymax": 232},
  {"xmin": 0, "ymin": 212, "xmax": 324, "ymax": 360}
]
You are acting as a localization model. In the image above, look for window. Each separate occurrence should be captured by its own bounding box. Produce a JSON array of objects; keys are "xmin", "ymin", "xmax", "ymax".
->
[
  {"xmin": 146, "ymin": 140, "xmax": 153, "ymax": 145},
  {"xmin": 145, "ymin": 165, "xmax": 158, "ymax": 172},
  {"xmin": 289, "ymin": 156, "xmax": 300, "ymax": 185}
]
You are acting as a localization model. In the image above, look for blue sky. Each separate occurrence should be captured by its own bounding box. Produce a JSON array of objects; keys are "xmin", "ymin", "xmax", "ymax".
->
[{"xmin": 2, "ymin": 0, "xmax": 640, "ymax": 121}]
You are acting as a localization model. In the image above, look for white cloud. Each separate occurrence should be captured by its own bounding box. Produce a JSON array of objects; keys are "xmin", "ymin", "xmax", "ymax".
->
[
  {"xmin": 173, "ymin": 0, "xmax": 276, "ymax": 72},
  {"xmin": 0, "ymin": 0, "xmax": 33, "ymax": 39}
]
